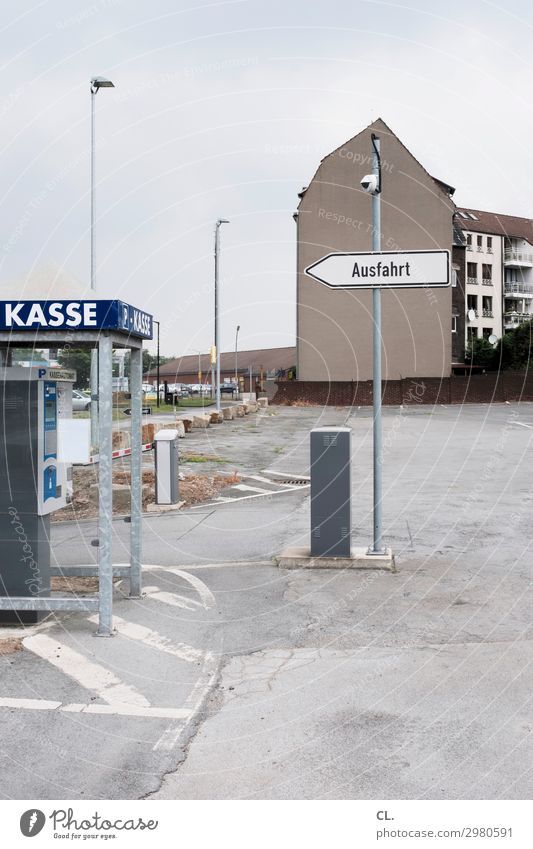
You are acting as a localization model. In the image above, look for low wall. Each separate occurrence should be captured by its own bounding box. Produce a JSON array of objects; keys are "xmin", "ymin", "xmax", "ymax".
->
[{"xmin": 272, "ymin": 372, "xmax": 533, "ymax": 406}]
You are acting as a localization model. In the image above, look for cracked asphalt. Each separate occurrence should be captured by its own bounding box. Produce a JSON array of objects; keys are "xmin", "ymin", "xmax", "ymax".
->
[{"xmin": 1, "ymin": 403, "xmax": 532, "ymax": 800}]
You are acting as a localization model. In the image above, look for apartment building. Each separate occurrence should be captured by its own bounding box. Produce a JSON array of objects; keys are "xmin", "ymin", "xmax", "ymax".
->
[{"xmin": 455, "ymin": 209, "xmax": 533, "ymax": 349}]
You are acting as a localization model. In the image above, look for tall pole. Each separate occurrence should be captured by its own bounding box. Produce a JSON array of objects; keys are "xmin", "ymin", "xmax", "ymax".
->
[
  {"xmin": 370, "ymin": 133, "xmax": 385, "ymax": 554},
  {"xmin": 214, "ymin": 219, "xmax": 229, "ymax": 410},
  {"xmin": 154, "ymin": 320, "xmax": 160, "ymax": 408},
  {"xmin": 234, "ymin": 324, "xmax": 240, "ymax": 385},
  {"xmin": 90, "ymin": 84, "xmax": 98, "ymax": 448}
]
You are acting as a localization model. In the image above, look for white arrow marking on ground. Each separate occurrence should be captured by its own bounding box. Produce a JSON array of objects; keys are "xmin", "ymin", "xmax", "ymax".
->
[
  {"xmin": 0, "ymin": 697, "xmax": 191, "ymax": 720},
  {"xmin": 143, "ymin": 586, "xmax": 203, "ymax": 610},
  {"xmin": 23, "ymin": 634, "xmax": 150, "ymax": 707},
  {"xmin": 143, "ymin": 565, "xmax": 216, "ymax": 609}
]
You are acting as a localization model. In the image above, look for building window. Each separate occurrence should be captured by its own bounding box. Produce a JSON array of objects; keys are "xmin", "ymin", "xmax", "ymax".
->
[
  {"xmin": 482, "ymin": 328, "xmax": 493, "ymax": 339},
  {"xmin": 466, "ymin": 233, "xmax": 472, "ymax": 251},
  {"xmin": 467, "ymin": 326, "xmax": 478, "ymax": 344},
  {"xmin": 452, "ymin": 316, "xmax": 457, "ymax": 333},
  {"xmin": 482, "ymin": 264, "xmax": 492, "ymax": 285},
  {"xmin": 477, "ymin": 235, "xmax": 483, "ymax": 251},
  {"xmin": 487, "ymin": 236, "xmax": 493, "ymax": 253},
  {"xmin": 467, "ymin": 262, "xmax": 477, "ymax": 284},
  {"xmin": 467, "ymin": 294, "xmax": 478, "ymax": 314},
  {"xmin": 482, "ymin": 296, "xmax": 493, "ymax": 317}
]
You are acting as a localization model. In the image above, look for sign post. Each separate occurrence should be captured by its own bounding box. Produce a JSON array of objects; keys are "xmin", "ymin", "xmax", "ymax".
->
[{"xmin": 305, "ymin": 135, "xmax": 450, "ymax": 558}]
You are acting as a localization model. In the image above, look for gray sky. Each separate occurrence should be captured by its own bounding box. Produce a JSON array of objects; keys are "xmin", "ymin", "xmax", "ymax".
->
[{"xmin": 1, "ymin": 0, "xmax": 532, "ymax": 356}]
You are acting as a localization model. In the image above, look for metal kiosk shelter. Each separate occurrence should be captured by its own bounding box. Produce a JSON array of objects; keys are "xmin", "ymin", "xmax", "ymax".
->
[{"xmin": 0, "ymin": 298, "xmax": 153, "ymax": 636}]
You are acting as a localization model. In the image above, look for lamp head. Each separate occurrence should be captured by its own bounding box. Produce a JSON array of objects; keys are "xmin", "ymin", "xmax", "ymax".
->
[{"xmin": 91, "ymin": 76, "xmax": 115, "ymax": 94}]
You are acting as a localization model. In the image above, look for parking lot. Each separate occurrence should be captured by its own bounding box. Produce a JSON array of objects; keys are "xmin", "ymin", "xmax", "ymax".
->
[{"xmin": 0, "ymin": 403, "xmax": 531, "ymax": 799}]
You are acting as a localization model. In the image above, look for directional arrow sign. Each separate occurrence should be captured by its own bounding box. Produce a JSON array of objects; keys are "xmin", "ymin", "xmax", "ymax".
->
[{"xmin": 305, "ymin": 249, "xmax": 450, "ymax": 289}]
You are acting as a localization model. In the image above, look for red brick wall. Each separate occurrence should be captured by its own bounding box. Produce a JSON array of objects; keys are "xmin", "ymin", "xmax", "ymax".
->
[{"xmin": 272, "ymin": 373, "xmax": 533, "ymax": 405}]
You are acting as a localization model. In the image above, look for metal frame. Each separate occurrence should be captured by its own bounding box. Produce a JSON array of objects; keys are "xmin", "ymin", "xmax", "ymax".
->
[{"xmin": 0, "ymin": 328, "xmax": 144, "ymax": 635}]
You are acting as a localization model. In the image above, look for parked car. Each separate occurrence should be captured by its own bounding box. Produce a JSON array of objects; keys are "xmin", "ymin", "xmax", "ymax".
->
[
  {"xmin": 72, "ymin": 389, "xmax": 91, "ymax": 412},
  {"xmin": 220, "ymin": 382, "xmax": 238, "ymax": 395},
  {"xmin": 189, "ymin": 383, "xmax": 211, "ymax": 396}
]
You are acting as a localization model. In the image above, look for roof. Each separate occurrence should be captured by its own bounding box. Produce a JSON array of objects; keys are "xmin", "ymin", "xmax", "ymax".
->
[
  {"xmin": 146, "ymin": 345, "xmax": 296, "ymax": 379},
  {"xmin": 456, "ymin": 208, "xmax": 533, "ymax": 241},
  {"xmin": 298, "ymin": 117, "xmax": 455, "ymax": 207}
]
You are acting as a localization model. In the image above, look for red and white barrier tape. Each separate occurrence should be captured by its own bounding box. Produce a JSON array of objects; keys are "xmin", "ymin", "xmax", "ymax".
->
[{"xmin": 77, "ymin": 443, "xmax": 153, "ymax": 466}]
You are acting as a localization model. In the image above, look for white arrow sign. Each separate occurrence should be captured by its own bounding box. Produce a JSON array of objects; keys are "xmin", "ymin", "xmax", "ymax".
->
[{"xmin": 305, "ymin": 249, "xmax": 450, "ymax": 289}]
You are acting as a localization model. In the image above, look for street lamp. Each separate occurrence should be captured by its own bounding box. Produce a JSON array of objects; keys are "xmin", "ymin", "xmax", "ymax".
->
[
  {"xmin": 234, "ymin": 324, "xmax": 240, "ymax": 388},
  {"xmin": 90, "ymin": 75, "xmax": 114, "ymax": 447},
  {"xmin": 214, "ymin": 218, "xmax": 229, "ymax": 410},
  {"xmin": 153, "ymin": 320, "xmax": 160, "ymax": 408}
]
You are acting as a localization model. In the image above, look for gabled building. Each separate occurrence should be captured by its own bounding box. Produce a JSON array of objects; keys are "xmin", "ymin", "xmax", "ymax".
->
[{"xmin": 295, "ymin": 118, "xmax": 455, "ymax": 382}]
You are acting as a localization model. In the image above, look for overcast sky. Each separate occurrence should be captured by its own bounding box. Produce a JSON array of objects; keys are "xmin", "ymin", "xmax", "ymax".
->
[{"xmin": 1, "ymin": 0, "xmax": 532, "ymax": 356}]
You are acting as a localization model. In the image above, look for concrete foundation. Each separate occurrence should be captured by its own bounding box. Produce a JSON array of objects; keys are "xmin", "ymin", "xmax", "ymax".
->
[{"xmin": 276, "ymin": 545, "xmax": 395, "ymax": 571}]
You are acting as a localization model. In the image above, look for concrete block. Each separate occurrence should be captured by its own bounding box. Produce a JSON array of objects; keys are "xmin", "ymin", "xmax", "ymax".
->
[
  {"xmin": 141, "ymin": 423, "xmax": 156, "ymax": 444},
  {"xmin": 180, "ymin": 417, "xmax": 193, "ymax": 433},
  {"xmin": 276, "ymin": 545, "xmax": 395, "ymax": 571},
  {"xmin": 112, "ymin": 430, "xmax": 130, "ymax": 450},
  {"xmin": 192, "ymin": 414, "xmax": 210, "ymax": 429},
  {"xmin": 257, "ymin": 397, "xmax": 268, "ymax": 409},
  {"xmin": 222, "ymin": 407, "xmax": 233, "ymax": 421},
  {"xmin": 235, "ymin": 405, "xmax": 245, "ymax": 418},
  {"xmin": 210, "ymin": 411, "xmax": 224, "ymax": 424}
]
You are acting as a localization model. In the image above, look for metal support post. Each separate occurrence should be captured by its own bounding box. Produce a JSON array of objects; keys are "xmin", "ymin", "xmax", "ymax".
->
[
  {"xmin": 129, "ymin": 346, "xmax": 142, "ymax": 596},
  {"xmin": 96, "ymin": 334, "xmax": 114, "ymax": 636},
  {"xmin": 214, "ymin": 225, "xmax": 221, "ymax": 411},
  {"xmin": 370, "ymin": 134, "xmax": 385, "ymax": 555},
  {"xmin": 90, "ymin": 87, "xmax": 98, "ymax": 449}
]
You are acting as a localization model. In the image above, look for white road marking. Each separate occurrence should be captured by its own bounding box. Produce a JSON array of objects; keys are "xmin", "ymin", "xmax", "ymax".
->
[
  {"xmin": 190, "ymin": 483, "xmax": 309, "ymax": 509},
  {"xmin": 173, "ymin": 561, "xmax": 272, "ymax": 570},
  {"xmin": 23, "ymin": 634, "xmax": 150, "ymax": 707},
  {"xmin": 233, "ymin": 483, "xmax": 272, "ymax": 494},
  {"xmin": 0, "ymin": 697, "xmax": 191, "ymax": 720},
  {"xmin": 508, "ymin": 420, "xmax": 533, "ymax": 429},
  {"xmin": 143, "ymin": 565, "xmax": 216, "ymax": 609},
  {"xmin": 0, "ymin": 697, "xmax": 62, "ymax": 711},
  {"xmin": 88, "ymin": 615, "xmax": 207, "ymax": 664},
  {"xmin": 262, "ymin": 469, "xmax": 310, "ymax": 480},
  {"xmin": 143, "ymin": 586, "xmax": 201, "ymax": 610},
  {"xmin": 153, "ymin": 654, "xmax": 220, "ymax": 751}
]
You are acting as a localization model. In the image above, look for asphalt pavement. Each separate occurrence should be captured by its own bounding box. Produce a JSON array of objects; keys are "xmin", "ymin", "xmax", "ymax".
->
[{"xmin": 0, "ymin": 403, "xmax": 531, "ymax": 800}]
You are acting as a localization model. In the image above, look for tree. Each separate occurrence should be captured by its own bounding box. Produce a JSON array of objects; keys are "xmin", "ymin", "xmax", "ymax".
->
[
  {"xmin": 465, "ymin": 337, "xmax": 498, "ymax": 370},
  {"xmin": 57, "ymin": 348, "xmax": 92, "ymax": 389},
  {"xmin": 493, "ymin": 319, "xmax": 532, "ymax": 370}
]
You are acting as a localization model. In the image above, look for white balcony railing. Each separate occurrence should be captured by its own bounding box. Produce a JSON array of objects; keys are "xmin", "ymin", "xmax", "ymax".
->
[
  {"xmin": 504, "ymin": 282, "xmax": 533, "ymax": 296},
  {"xmin": 504, "ymin": 312, "xmax": 531, "ymax": 326},
  {"xmin": 504, "ymin": 250, "xmax": 533, "ymax": 265},
  {"xmin": 482, "ymin": 278, "xmax": 493, "ymax": 286},
  {"xmin": 482, "ymin": 309, "xmax": 493, "ymax": 318},
  {"xmin": 467, "ymin": 276, "xmax": 478, "ymax": 285}
]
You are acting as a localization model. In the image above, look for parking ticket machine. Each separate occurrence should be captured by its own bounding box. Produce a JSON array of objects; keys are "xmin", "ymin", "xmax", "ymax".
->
[{"xmin": 0, "ymin": 366, "xmax": 75, "ymax": 622}]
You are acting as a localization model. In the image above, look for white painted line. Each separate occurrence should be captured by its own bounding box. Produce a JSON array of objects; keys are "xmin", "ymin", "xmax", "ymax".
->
[
  {"xmin": 63, "ymin": 703, "xmax": 191, "ymax": 719},
  {"xmin": 175, "ymin": 561, "xmax": 272, "ymax": 570},
  {"xmin": 247, "ymin": 474, "xmax": 283, "ymax": 485},
  {"xmin": 23, "ymin": 634, "xmax": 150, "ymax": 707},
  {"xmin": 143, "ymin": 586, "xmax": 202, "ymax": 610},
  {"xmin": 143, "ymin": 566, "xmax": 216, "ymax": 610},
  {"xmin": 190, "ymin": 484, "xmax": 309, "ymax": 508},
  {"xmin": 0, "ymin": 697, "xmax": 191, "ymax": 720},
  {"xmin": 233, "ymin": 483, "xmax": 273, "ymax": 494},
  {"xmin": 90, "ymin": 615, "xmax": 206, "ymax": 664},
  {"xmin": 0, "ymin": 697, "xmax": 62, "ymax": 711},
  {"xmin": 508, "ymin": 420, "xmax": 533, "ymax": 429}
]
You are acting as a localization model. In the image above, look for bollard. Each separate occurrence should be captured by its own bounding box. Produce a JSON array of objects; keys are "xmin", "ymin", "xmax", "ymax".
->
[
  {"xmin": 310, "ymin": 427, "xmax": 351, "ymax": 557},
  {"xmin": 153, "ymin": 429, "xmax": 179, "ymax": 505}
]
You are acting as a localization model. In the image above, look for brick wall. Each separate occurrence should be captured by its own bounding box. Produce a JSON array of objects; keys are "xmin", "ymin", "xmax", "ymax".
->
[{"xmin": 272, "ymin": 372, "xmax": 533, "ymax": 406}]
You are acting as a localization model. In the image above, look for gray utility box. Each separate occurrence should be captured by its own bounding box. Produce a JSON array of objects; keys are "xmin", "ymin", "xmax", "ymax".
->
[
  {"xmin": 310, "ymin": 427, "xmax": 351, "ymax": 557},
  {"xmin": 154, "ymin": 429, "xmax": 179, "ymax": 504}
]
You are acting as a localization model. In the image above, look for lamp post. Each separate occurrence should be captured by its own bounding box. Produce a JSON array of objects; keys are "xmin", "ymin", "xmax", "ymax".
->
[
  {"xmin": 234, "ymin": 324, "xmax": 240, "ymax": 388},
  {"xmin": 214, "ymin": 218, "xmax": 230, "ymax": 410},
  {"xmin": 153, "ymin": 320, "xmax": 160, "ymax": 408},
  {"xmin": 90, "ymin": 75, "xmax": 114, "ymax": 448}
]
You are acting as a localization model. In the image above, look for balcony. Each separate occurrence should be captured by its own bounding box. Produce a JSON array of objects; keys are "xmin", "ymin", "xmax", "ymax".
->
[
  {"xmin": 467, "ymin": 276, "xmax": 478, "ymax": 285},
  {"xmin": 504, "ymin": 282, "xmax": 533, "ymax": 297},
  {"xmin": 504, "ymin": 311, "xmax": 531, "ymax": 328},
  {"xmin": 504, "ymin": 249, "xmax": 533, "ymax": 267},
  {"xmin": 482, "ymin": 309, "xmax": 493, "ymax": 318},
  {"xmin": 481, "ymin": 278, "xmax": 493, "ymax": 286}
]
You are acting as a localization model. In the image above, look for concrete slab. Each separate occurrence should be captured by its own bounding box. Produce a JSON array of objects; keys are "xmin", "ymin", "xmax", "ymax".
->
[{"xmin": 276, "ymin": 545, "xmax": 395, "ymax": 570}]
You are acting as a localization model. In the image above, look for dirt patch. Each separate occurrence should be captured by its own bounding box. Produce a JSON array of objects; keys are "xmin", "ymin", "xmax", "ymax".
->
[
  {"xmin": 52, "ymin": 464, "xmax": 240, "ymax": 521},
  {"xmin": 0, "ymin": 637, "xmax": 23, "ymax": 655},
  {"xmin": 51, "ymin": 577, "xmax": 100, "ymax": 594}
]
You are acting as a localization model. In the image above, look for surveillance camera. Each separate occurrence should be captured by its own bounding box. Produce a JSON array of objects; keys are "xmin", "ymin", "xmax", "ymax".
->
[{"xmin": 360, "ymin": 174, "xmax": 379, "ymax": 194}]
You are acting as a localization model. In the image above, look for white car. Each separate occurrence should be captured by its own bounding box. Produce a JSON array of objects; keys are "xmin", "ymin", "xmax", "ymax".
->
[{"xmin": 72, "ymin": 389, "xmax": 91, "ymax": 412}]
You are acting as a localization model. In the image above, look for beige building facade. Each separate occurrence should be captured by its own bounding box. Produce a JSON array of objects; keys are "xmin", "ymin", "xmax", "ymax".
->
[{"xmin": 296, "ymin": 119, "xmax": 455, "ymax": 381}]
